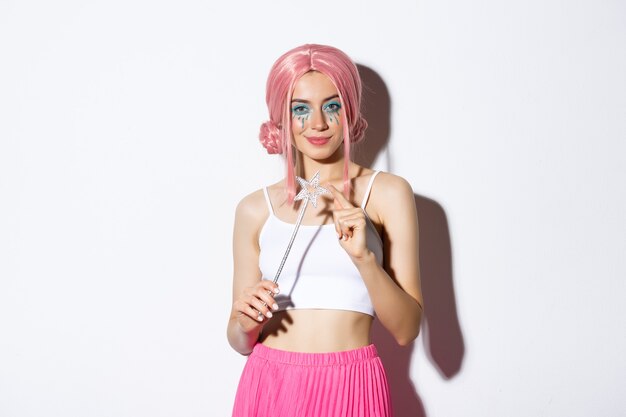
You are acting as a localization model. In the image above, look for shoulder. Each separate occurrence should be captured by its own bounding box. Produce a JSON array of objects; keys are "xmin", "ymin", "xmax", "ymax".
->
[
  {"xmin": 235, "ymin": 188, "xmax": 269, "ymax": 227},
  {"xmin": 372, "ymin": 171, "xmax": 414, "ymax": 200},
  {"xmin": 369, "ymin": 171, "xmax": 416, "ymax": 224}
]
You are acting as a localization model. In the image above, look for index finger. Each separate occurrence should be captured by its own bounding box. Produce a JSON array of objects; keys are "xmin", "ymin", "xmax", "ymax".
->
[
  {"xmin": 327, "ymin": 184, "xmax": 354, "ymax": 209},
  {"xmin": 260, "ymin": 279, "xmax": 280, "ymax": 295}
]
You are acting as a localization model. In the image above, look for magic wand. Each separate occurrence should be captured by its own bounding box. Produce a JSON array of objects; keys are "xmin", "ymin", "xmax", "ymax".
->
[{"xmin": 272, "ymin": 171, "xmax": 329, "ymax": 284}]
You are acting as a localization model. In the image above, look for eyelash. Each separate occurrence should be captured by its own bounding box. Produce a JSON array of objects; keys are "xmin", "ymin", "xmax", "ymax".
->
[
  {"xmin": 291, "ymin": 105, "xmax": 311, "ymax": 116},
  {"xmin": 323, "ymin": 101, "xmax": 341, "ymax": 113},
  {"xmin": 291, "ymin": 102, "xmax": 342, "ymax": 116}
]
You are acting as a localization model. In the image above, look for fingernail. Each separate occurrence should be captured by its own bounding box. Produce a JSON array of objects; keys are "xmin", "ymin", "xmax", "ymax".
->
[
  {"xmin": 273, "ymin": 288, "xmax": 279, "ymax": 294},
  {"xmin": 266, "ymin": 311, "xmax": 273, "ymax": 318},
  {"xmin": 272, "ymin": 303, "xmax": 279, "ymax": 310}
]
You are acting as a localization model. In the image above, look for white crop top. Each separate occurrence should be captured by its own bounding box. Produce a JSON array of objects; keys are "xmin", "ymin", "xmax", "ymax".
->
[{"xmin": 259, "ymin": 171, "xmax": 383, "ymax": 317}]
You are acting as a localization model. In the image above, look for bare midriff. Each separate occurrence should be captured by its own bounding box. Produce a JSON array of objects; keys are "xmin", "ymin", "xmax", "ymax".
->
[{"xmin": 259, "ymin": 309, "xmax": 373, "ymax": 353}]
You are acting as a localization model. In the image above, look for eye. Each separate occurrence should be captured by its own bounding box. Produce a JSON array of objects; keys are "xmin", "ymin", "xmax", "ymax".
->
[
  {"xmin": 291, "ymin": 104, "xmax": 310, "ymax": 116},
  {"xmin": 323, "ymin": 101, "xmax": 342, "ymax": 113}
]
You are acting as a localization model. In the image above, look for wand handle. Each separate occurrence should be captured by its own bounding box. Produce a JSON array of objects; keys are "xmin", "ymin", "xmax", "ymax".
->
[{"xmin": 272, "ymin": 198, "xmax": 309, "ymax": 284}]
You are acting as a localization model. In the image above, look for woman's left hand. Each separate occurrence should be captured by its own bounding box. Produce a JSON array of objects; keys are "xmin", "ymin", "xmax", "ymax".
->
[{"xmin": 327, "ymin": 184, "xmax": 371, "ymax": 261}]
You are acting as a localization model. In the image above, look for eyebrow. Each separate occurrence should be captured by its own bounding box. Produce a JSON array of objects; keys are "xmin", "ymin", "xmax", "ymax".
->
[{"xmin": 291, "ymin": 94, "xmax": 340, "ymax": 104}]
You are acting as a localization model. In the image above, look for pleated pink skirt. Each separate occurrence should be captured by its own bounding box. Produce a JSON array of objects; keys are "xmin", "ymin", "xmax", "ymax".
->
[{"xmin": 232, "ymin": 343, "xmax": 392, "ymax": 417}]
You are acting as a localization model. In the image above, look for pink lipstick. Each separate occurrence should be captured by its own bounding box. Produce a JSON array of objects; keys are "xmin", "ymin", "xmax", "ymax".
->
[{"xmin": 306, "ymin": 136, "xmax": 331, "ymax": 146}]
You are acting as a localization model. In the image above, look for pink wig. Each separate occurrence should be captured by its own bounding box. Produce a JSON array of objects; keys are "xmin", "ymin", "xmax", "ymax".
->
[{"xmin": 259, "ymin": 44, "xmax": 368, "ymax": 203}]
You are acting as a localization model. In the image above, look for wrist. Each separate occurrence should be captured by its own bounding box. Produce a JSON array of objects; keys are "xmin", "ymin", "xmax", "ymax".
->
[
  {"xmin": 351, "ymin": 249, "xmax": 376, "ymax": 268},
  {"xmin": 234, "ymin": 320, "xmax": 261, "ymax": 350}
]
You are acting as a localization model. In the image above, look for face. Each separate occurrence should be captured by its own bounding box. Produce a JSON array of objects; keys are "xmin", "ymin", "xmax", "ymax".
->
[{"xmin": 290, "ymin": 71, "xmax": 344, "ymax": 161}]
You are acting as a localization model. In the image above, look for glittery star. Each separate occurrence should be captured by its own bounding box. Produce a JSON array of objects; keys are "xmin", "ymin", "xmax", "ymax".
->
[{"xmin": 294, "ymin": 171, "xmax": 329, "ymax": 208}]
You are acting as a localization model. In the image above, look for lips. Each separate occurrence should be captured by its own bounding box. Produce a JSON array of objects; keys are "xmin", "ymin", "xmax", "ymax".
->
[{"xmin": 305, "ymin": 136, "xmax": 331, "ymax": 146}]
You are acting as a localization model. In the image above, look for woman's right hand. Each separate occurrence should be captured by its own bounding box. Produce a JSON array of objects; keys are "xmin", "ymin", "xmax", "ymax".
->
[{"xmin": 233, "ymin": 280, "xmax": 280, "ymax": 333}]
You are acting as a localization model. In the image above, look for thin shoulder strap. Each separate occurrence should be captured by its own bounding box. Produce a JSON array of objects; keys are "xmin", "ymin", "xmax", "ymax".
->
[
  {"xmin": 262, "ymin": 187, "xmax": 275, "ymax": 215},
  {"xmin": 361, "ymin": 171, "xmax": 381, "ymax": 209}
]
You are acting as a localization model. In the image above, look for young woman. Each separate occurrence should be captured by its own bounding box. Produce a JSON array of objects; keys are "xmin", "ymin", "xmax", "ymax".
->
[{"xmin": 227, "ymin": 44, "xmax": 423, "ymax": 417}]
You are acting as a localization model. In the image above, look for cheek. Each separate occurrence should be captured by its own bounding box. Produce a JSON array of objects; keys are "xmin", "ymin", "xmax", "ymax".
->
[
  {"xmin": 291, "ymin": 112, "xmax": 309, "ymax": 131},
  {"xmin": 291, "ymin": 117, "xmax": 302, "ymax": 132},
  {"xmin": 325, "ymin": 110, "xmax": 341, "ymax": 125}
]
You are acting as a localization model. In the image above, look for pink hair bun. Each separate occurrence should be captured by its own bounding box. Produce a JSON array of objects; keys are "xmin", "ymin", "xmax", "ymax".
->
[
  {"xmin": 351, "ymin": 115, "xmax": 368, "ymax": 144},
  {"xmin": 259, "ymin": 121, "xmax": 282, "ymax": 154}
]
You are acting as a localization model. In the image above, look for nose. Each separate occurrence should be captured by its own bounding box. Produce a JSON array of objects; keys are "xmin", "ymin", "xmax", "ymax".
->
[{"xmin": 310, "ymin": 109, "xmax": 328, "ymax": 131}]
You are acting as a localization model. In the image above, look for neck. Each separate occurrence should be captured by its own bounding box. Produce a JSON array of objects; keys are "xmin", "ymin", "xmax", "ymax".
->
[{"xmin": 299, "ymin": 158, "xmax": 347, "ymax": 183}]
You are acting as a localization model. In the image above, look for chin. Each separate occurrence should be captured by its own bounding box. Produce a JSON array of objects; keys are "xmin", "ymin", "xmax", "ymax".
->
[{"xmin": 311, "ymin": 150, "xmax": 344, "ymax": 163}]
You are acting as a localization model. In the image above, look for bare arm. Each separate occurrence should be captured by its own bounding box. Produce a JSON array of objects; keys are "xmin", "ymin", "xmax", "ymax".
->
[
  {"xmin": 329, "ymin": 174, "xmax": 423, "ymax": 346},
  {"xmin": 226, "ymin": 191, "xmax": 279, "ymax": 355}
]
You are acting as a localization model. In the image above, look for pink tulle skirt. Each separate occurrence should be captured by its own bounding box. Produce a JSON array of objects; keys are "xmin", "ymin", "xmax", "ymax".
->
[{"xmin": 232, "ymin": 343, "xmax": 392, "ymax": 417}]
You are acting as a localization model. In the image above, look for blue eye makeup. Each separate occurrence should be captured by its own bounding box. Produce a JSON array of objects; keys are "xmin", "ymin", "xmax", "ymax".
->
[
  {"xmin": 323, "ymin": 101, "xmax": 341, "ymax": 113},
  {"xmin": 291, "ymin": 100, "xmax": 342, "ymax": 129},
  {"xmin": 292, "ymin": 104, "xmax": 311, "ymax": 116},
  {"xmin": 323, "ymin": 100, "xmax": 342, "ymax": 124},
  {"xmin": 292, "ymin": 103, "xmax": 311, "ymax": 129}
]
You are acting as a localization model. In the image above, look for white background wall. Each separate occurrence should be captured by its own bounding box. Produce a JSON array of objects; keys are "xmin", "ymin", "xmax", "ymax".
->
[{"xmin": 1, "ymin": 1, "xmax": 624, "ymax": 416}]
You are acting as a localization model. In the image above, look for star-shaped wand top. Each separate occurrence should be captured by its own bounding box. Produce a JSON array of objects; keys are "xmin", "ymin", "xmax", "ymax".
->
[{"xmin": 294, "ymin": 171, "xmax": 329, "ymax": 208}]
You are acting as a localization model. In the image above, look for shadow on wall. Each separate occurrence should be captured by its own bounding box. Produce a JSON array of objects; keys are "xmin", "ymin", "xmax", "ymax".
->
[{"xmin": 356, "ymin": 64, "xmax": 465, "ymax": 417}]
